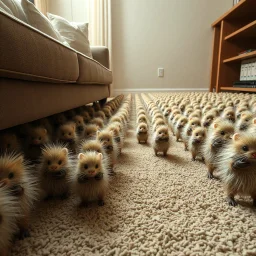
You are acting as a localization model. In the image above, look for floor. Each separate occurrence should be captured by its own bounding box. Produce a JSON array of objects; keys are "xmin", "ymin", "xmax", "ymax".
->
[{"xmin": 12, "ymin": 94, "xmax": 256, "ymax": 256}]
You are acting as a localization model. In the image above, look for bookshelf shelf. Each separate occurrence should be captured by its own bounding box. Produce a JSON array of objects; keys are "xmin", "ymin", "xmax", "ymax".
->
[
  {"xmin": 210, "ymin": 0, "xmax": 256, "ymax": 93},
  {"xmin": 225, "ymin": 20, "xmax": 256, "ymax": 40},
  {"xmin": 223, "ymin": 51, "xmax": 256, "ymax": 63},
  {"xmin": 221, "ymin": 87, "xmax": 256, "ymax": 92}
]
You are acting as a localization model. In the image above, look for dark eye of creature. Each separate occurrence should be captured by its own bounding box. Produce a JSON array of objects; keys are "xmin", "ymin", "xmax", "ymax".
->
[
  {"xmin": 84, "ymin": 164, "xmax": 88, "ymax": 169},
  {"xmin": 78, "ymin": 121, "xmax": 81, "ymax": 124},
  {"xmin": 95, "ymin": 164, "xmax": 99, "ymax": 169},
  {"xmin": 58, "ymin": 160, "xmax": 62, "ymax": 165},
  {"xmin": 159, "ymin": 132, "xmax": 161, "ymax": 134},
  {"xmin": 220, "ymin": 131, "xmax": 225, "ymax": 135},
  {"xmin": 62, "ymin": 133, "xmax": 65, "ymax": 136},
  {"xmin": 48, "ymin": 161, "xmax": 51, "ymax": 165},
  {"xmin": 245, "ymin": 119, "xmax": 249, "ymax": 122},
  {"xmin": 87, "ymin": 133, "xmax": 90, "ymax": 135},
  {"xmin": 69, "ymin": 133, "xmax": 71, "ymax": 136},
  {"xmin": 192, "ymin": 123, "xmax": 194, "ymax": 125},
  {"xmin": 196, "ymin": 133, "xmax": 198, "ymax": 136},
  {"xmin": 8, "ymin": 172, "xmax": 14, "ymax": 179},
  {"xmin": 242, "ymin": 145, "xmax": 249, "ymax": 152},
  {"xmin": 108, "ymin": 139, "xmax": 110, "ymax": 142}
]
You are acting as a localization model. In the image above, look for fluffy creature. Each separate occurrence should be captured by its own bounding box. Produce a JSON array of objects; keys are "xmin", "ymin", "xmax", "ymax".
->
[
  {"xmin": 73, "ymin": 152, "xmax": 109, "ymax": 207},
  {"xmin": 39, "ymin": 144, "xmax": 72, "ymax": 200},
  {"xmin": 152, "ymin": 126, "xmax": 170, "ymax": 156},
  {"xmin": 217, "ymin": 133, "xmax": 256, "ymax": 207},
  {"xmin": 0, "ymin": 153, "xmax": 38, "ymax": 239},
  {"xmin": 0, "ymin": 186, "xmax": 19, "ymax": 256},
  {"xmin": 56, "ymin": 123, "xmax": 78, "ymax": 154},
  {"xmin": 136, "ymin": 123, "xmax": 149, "ymax": 144},
  {"xmin": 188, "ymin": 127, "xmax": 206, "ymax": 161},
  {"xmin": 203, "ymin": 119, "xmax": 234, "ymax": 179}
]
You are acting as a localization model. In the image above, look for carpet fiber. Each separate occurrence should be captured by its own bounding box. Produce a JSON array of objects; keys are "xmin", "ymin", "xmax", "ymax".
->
[{"xmin": 12, "ymin": 95, "xmax": 256, "ymax": 255}]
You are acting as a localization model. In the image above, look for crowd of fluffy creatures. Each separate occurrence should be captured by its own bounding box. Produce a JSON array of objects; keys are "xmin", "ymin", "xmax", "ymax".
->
[
  {"xmin": 137, "ymin": 92, "xmax": 256, "ymax": 209},
  {"xmin": 0, "ymin": 94, "xmax": 131, "ymax": 255}
]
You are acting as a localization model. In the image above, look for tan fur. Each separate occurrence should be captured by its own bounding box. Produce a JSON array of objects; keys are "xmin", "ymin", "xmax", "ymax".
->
[
  {"xmin": 188, "ymin": 127, "xmax": 206, "ymax": 161},
  {"xmin": 84, "ymin": 124, "xmax": 99, "ymax": 140},
  {"xmin": 136, "ymin": 123, "xmax": 148, "ymax": 144},
  {"xmin": 203, "ymin": 119, "xmax": 234, "ymax": 179},
  {"xmin": 0, "ymin": 132, "xmax": 21, "ymax": 153},
  {"xmin": 39, "ymin": 144, "xmax": 72, "ymax": 199},
  {"xmin": 56, "ymin": 122, "xmax": 78, "ymax": 154},
  {"xmin": 24, "ymin": 126, "xmax": 50, "ymax": 161},
  {"xmin": 217, "ymin": 133, "xmax": 256, "ymax": 206},
  {"xmin": 90, "ymin": 117, "xmax": 104, "ymax": 129},
  {"xmin": 0, "ymin": 153, "xmax": 38, "ymax": 239},
  {"xmin": 152, "ymin": 126, "xmax": 170, "ymax": 156}
]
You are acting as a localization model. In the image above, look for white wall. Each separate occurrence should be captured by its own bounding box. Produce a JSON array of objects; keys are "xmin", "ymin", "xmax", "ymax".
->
[
  {"xmin": 47, "ymin": 0, "xmax": 89, "ymax": 23},
  {"xmin": 111, "ymin": 0, "xmax": 233, "ymax": 92}
]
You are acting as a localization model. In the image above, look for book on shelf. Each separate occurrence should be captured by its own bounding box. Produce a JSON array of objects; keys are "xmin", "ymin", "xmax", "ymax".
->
[
  {"xmin": 240, "ymin": 58, "xmax": 256, "ymax": 81},
  {"xmin": 233, "ymin": 80, "xmax": 256, "ymax": 88}
]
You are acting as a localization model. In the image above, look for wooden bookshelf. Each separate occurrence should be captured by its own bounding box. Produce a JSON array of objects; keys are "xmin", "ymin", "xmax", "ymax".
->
[
  {"xmin": 210, "ymin": 0, "xmax": 256, "ymax": 93},
  {"xmin": 221, "ymin": 87, "xmax": 256, "ymax": 92}
]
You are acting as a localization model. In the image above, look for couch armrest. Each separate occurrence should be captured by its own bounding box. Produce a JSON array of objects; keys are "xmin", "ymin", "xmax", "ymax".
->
[{"xmin": 90, "ymin": 46, "xmax": 110, "ymax": 69}]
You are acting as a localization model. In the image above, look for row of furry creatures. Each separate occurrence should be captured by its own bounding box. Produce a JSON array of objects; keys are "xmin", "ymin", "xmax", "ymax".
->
[
  {"xmin": 135, "ymin": 92, "xmax": 256, "ymax": 208},
  {"xmin": 0, "ymin": 94, "xmax": 132, "ymax": 256}
]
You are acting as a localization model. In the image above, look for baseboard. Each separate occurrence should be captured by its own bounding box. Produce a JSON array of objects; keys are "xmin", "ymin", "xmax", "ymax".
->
[{"xmin": 113, "ymin": 88, "xmax": 208, "ymax": 96}]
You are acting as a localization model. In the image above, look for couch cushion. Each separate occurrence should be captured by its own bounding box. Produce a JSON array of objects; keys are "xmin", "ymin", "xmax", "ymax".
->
[
  {"xmin": 0, "ymin": 10, "xmax": 79, "ymax": 83},
  {"xmin": 47, "ymin": 12, "xmax": 92, "ymax": 58},
  {"xmin": 21, "ymin": 0, "xmax": 67, "ymax": 44},
  {"xmin": 77, "ymin": 52, "xmax": 113, "ymax": 84}
]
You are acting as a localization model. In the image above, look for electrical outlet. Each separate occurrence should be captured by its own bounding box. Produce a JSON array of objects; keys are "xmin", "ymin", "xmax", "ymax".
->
[{"xmin": 158, "ymin": 68, "xmax": 164, "ymax": 77}]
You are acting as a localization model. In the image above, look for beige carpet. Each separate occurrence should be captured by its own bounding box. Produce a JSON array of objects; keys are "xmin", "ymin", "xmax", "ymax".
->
[{"xmin": 12, "ymin": 95, "xmax": 256, "ymax": 256}]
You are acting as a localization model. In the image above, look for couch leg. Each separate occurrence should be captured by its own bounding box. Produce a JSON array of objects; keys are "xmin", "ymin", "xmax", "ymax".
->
[{"xmin": 99, "ymin": 98, "xmax": 107, "ymax": 107}]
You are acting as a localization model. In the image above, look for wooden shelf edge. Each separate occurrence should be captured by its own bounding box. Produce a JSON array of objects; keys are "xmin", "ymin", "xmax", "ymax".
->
[
  {"xmin": 212, "ymin": 0, "xmax": 247, "ymax": 27},
  {"xmin": 221, "ymin": 86, "xmax": 256, "ymax": 92},
  {"xmin": 223, "ymin": 51, "xmax": 256, "ymax": 63},
  {"xmin": 225, "ymin": 20, "xmax": 256, "ymax": 40}
]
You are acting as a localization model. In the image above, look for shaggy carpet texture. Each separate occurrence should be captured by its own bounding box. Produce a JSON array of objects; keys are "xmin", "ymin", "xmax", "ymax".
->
[{"xmin": 12, "ymin": 94, "xmax": 256, "ymax": 256}]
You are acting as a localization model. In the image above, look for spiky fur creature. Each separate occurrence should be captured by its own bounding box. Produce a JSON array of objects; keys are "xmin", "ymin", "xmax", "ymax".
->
[
  {"xmin": 217, "ymin": 133, "xmax": 256, "ymax": 207},
  {"xmin": 235, "ymin": 111, "xmax": 254, "ymax": 131},
  {"xmin": 96, "ymin": 130, "xmax": 118, "ymax": 172},
  {"xmin": 202, "ymin": 119, "xmax": 234, "ymax": 179},
  {"xmin": 0, "ymin": 153, "xmax": 38, "ymax": 239},
  {"xmin": 188, "ymin": 127, "xmax": 206, "ymax": 161},
  {"xmin": 39, "ymin": 144, "xmax": 72, "ymax": 200},
  {"xmin": 152, "ymin": 126, "xmax": 170, "ymax": 156},
  {"xmin": 24, "ymin": 126, "xmax": 50, "ymax": 161},
  {"xmin": 0, "ymin": 186, "xmax": 19, "ymax": 256},
  {"xmin": 136, "ymin": 123, "xmax": 149, "ymax": 144},
  {"xmin": 174, "ymin": 116, "xmax": 188, "ymax": 142},
  {"xmin": 56, "ymin": 122, "xmax": 78, "ymax": 154},
  {"xmin": 0, "ymin": 132, "xmax": 21, "ymax": 154},
  {"xmin": 73, "ymin": 152, "xmax": 109, "ymax": 206}
]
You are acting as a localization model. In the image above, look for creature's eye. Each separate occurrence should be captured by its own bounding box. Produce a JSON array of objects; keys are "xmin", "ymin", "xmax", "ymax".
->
[
  {"xmin": 84, "ymin": 164, "xmax": 88, "ymax": 169},
  {"xmin": 97, "ymin": 150, "xmax": 100, "ymax": 153},
  {"xmin": 8, "ymin": 172, "xmax": 14, "ymax": 179},
  {"xmin": 108, "ymin": 139, "xmax": 110, "ymax": 142},
  {"xmin": 220, "ymin": 131, "xmax": 225, "ymax": 136},
  {"xmin": 62, "ymin": 133, "xmax": 65, "ymax": 136},
  {"xmin": 48, "ymin": 161, "xmax": 51, "ymax": 165},
  {"xmin": 159, "ymin": 132, "xmax": 161, "ymax": 134},
  {"xmin": 245, "ymin": 119, "xmax": 249, "ymax": 122},
  {"xmin": 87, "ymin": 133, "xmax": 90, "ymax": 135},
  {"xmin": 69, "ymin": 133, "xmax": 71, "ymax": 136},
  {"xmin": 39, "ymin": 137, "xmax": 41, "ymax": 140},
  {"xmin": 192, "ymin": 123, "xmax": 194, "ymax": 125},
  {"xmin": 95, "ymin": 164, "xmax": 99, "ymax": 169},
  {"xmin": 196, "ymin": 133, "xmax": 198, "ymax": 136},
  {"xmin": 78, "ymin": 121, "xmax": 80, "ymax": 124},
  {"xmin": 58, "ymin": 160, "xmax": 62, "ymax": 165},
  {"xmin": 242, "ymin": 145, "xmax": 249, "ymax": 152}
]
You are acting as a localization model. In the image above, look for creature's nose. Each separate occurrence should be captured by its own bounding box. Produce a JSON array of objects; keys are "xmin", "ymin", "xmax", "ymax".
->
[
  {"xmin": 33, "ymin": 140, "xmax": 40, "ymax": 145},
  {"xmin": 88, "ymin": 170, "xmax": 95, "ymax": 175},
  {"xmin": 51, "ymin": 166, "xmax": 57, "ymax": 170}
]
